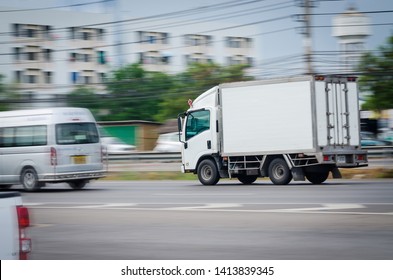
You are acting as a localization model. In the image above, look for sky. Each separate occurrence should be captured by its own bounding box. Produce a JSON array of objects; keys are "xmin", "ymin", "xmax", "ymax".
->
[{"xmin": 1, "ymin": 0, "xmax": 392, "ymax": 75}]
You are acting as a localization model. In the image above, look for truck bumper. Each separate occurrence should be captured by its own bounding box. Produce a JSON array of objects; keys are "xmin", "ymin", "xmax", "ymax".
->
[{"xmin": 322, "ymin": 151, "xmax": 368, "ymax": 168}]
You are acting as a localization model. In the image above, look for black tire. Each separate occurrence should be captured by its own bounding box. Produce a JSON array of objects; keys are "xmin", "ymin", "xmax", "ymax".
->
[
  {"xmin": 21, "ymin": 167, "xmax": 42, "ymax": 191},
  {"xmin": 238, "ymin": 175, "xmax": 258, "ymax": 185},
  {"xmin": 197, "ymin": 159, "xmax": 220, "ymax": 185},
  {"xmin": 68, "ymin": 180, "xmax": 88, "ymax": 190},
  {"xmin": 268, "ymin": 158, "xmax": 292, "ymax": 185},
  {"xmin": 305, "ymin": 170, "xmax": 329, "ymax": 184}
]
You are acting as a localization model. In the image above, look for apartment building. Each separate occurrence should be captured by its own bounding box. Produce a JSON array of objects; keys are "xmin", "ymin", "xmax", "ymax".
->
[
  {"xmin": 123, "ymin": 20, "xmax": 259, "ymax": 74},
  {"xmin": 0, "ymin": 5, "xmax": 259, "ymax": 108},
  {"xmin": 0, "ymin": 7, "xmax": 113, "ymax": 107}
]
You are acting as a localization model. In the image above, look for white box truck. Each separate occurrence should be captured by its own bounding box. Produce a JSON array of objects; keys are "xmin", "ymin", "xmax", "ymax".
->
[{"xmin": 178, "ymin": 75, "xmax": 368, "ymax": 185}]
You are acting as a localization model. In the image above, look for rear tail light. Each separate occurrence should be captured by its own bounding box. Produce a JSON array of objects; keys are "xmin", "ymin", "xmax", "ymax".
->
[
  {"xmin": 50, "ymin": 147, "xmax": 57, "ymax": 166},
  {"xmin": 17, "ymin": 206, "xmax": 31, "ymax": 260},
  {"xmin": 356, "ymin": 154, "xmax": 366, "ymax": 161}
]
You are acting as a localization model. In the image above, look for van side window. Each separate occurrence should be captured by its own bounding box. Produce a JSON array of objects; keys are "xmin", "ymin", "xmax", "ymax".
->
[
  {"xmin": 0, "ymin": 126, "xmax": 47, "ymax": 147},
  {"xmin": 185, "ymin": 110, "xmax": 210, "ymax": 140},
  {"xmin": 56, "ymin": 123, "xmax": 99, "ymax": 144}
]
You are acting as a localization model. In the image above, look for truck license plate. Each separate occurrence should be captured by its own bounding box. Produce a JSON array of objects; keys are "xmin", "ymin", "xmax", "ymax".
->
[
  {"xmin": 72, "ymin": 155, "xmax": 86, "ymax": 164},
  {"xmin": 337, "ymin": 155, "xmax": 346, "ymax": 163}
]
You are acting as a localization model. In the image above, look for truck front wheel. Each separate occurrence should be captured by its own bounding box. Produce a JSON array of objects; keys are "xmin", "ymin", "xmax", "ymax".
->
[
  {"xmin": 197, "ymin": 159, "xmax": 220, "ymax": 185},
  {"xmin": 268, "ymin": 158, "xmax": 292, "ymax": 185}
]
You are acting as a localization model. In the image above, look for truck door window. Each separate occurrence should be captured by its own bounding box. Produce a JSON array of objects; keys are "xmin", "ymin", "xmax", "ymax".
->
[{"xmin": 185, "ymin": 110, "xmax": 210, "ymax": 140}]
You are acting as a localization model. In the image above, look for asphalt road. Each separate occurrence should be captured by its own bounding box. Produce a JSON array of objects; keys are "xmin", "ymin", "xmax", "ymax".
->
[{"xmin": 17, "ymin": 179, "xmax": 393, "ymax": 260}]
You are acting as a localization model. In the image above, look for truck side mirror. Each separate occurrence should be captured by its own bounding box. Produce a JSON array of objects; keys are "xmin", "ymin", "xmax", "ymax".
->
[{"xmin": 177, "ymin": 117, "xmax": 182, "ymax": 132}]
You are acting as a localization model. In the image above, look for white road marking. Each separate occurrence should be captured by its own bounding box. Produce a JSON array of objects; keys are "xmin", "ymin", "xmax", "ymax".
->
[{"xmin": 25, "ymin": 203, "xmax": 393, "ymax": 215}]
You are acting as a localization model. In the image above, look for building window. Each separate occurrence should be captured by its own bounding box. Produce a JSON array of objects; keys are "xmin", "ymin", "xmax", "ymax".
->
[
  {"xmin": 27, "ymin": 51, "xmax": 38, "ymax": 61},
  {"xmin": 227, "ymin": 55, "xmax": 253, "ymax": 66},
  {"xmin": 97, "ymin": 51, "xmax": 106, "ymax": 64},
  {"xmin": 14, "ymin": 47, "xmax": 21, "ymax": 60},
  {"xmin": 14, "ymin": 71, "xmax": 22, "ymax": 83},
  {"xmin": 97, "ymin": 29, "xmax": 105, "ymax": 40},
  {"xmin": 138, "ymin": 31, "xmax": 169, "ymax": 44},
  {"xmin": 226, "ymin": 37, "xmax": 252, "ymax": 48},
  {"xmin": 69, "ymin": 27, "xmax": 76, "ymax": 39},
  {"xmin": 184, "ymin": 34, "xmax": 213, "ymax": 46},
  {"xmin": 98, "ymin": 72, "xmax": 106, "ymax": 83},
  {"xmin": 25, "ymin": 28, "xmax": 37, "ymax": 38},
  {"xmin": 71, "ymin": 72, "xmax": 79, "ymax": 84},
  {"xmin": 26, "ymin": 75, "xmax": 37, "ymax": 84},
  {"xmin": 43, "ymin": 49, "xmax": 52, "ymax": 61},
  {"xmin": 12, "ymin": 24, "xmax": 20, "ymax": 37},
  {"xmin": 185, "ymin": 53, "xmax": 213, "ymax": 65},
  {"xmin": 44, "ymin": 71, "xmax": 52, "ymax": 84},
  {"xmin": 82, "ymin": 31, "xmax": 91, "ymax": 40}
]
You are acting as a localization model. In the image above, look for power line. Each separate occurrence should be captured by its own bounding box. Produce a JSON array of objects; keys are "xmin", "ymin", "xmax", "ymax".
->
[{"xmin": 0, "ymin": 0, "xmax": 114, "ymax": 13}]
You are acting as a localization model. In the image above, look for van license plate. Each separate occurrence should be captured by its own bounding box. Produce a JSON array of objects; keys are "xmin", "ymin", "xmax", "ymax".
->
[
  {"xmin": 72, "ymin": 155, "xmax": 86, "ymax": 164},
  {"xmin": 337, "ymin": 155, "xmax": 346, "ymax": 163}
]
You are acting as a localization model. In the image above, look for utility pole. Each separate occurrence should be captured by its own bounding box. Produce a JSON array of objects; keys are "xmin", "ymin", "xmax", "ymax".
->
[
  {"xmin": 295, "ymin": 0, "xmax": 314, "ymax": 74},
  {"xmin": 304, "ymin": 0, "xmax": 313, "ymax": 74},
  {"xmin": 114, "ymin": 0, "xmax": 123, "ymax": 67}
]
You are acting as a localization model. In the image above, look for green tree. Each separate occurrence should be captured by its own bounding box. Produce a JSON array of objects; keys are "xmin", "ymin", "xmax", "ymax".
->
[
  {"xmin": 155, "ymin": 63, "xmax": 253, "ymax": 121},
  {"xmin": 358, "ymin": 35, "xmax": 393, "ymax": 111},
  {"xmin": 104, "ymin": 64, "xmax": 173, "ymax": 121},
  {"xmin": 66, "ymin": 86, "xmax": 103, "ymax": 117},
  {"xmin": 0, "ymin": 75, "xmax": 20, "ymax": 112}
]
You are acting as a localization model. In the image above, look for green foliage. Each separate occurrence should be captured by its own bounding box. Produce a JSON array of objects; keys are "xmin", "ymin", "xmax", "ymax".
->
[
  {"xmin": 66, "ymin": 86, "xmax": 102, "ymax": 116},
  {"xmin": 155, "ymin": 63, "xmax": 253, "ymax": 121},
  {"xmin": 358, "ymin": 35, "xmax": 393, "ymax": 111},
  {"xmin": 0, "ymin": 75, "xmax": 20, "ymax": 112}
]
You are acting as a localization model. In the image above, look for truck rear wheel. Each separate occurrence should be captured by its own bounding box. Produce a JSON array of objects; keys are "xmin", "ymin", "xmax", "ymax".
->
[
  {"xmin": 268, "ymin": 158, "xmax": 292, "ymax": 185},
  {"xmin": 238, "ymin": 175, "xmax": 258, "ymax": 185},
  {"xmin": 21, "ymin": 167, "xmax": 42, "ymax": 191},
  {"xmin": 305, "ymin": 171, "xmax": 329, "ymax": 184},
  {"xmin": 197, "ymin": 159, "xmax": 220, "ymax": 185}
]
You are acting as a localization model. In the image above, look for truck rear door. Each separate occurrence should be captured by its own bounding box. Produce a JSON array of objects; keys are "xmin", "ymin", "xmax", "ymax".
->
[{"xmin": 315, "ymin": 76, "xmax": 360, "ymax": 147}]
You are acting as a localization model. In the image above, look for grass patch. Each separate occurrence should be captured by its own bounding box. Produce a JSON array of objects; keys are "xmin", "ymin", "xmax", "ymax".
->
[
  {"xmin": 104, "ymin": 171, "xmax": 196, "ymax": 181},
  {"xmin": 339, "ymin": 168, "xmax": 393, "ymax": 179}
]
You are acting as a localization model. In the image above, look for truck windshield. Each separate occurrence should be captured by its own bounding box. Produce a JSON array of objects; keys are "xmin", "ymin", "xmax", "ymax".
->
[
  {"xmin": 185, "ymin": 110, "xmax": 210, "ymax": 140},
  {"xmin": 56, "ymin": 123, "xmax": 99, "ymax": 144}
]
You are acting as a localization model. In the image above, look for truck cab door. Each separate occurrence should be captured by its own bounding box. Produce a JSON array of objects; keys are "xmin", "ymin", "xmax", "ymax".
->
[{"xmin": 182, "ymin": 109, "xmax": 213, "ymax": 170}]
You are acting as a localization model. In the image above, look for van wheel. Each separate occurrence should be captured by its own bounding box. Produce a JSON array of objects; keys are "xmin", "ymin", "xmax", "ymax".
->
[
  {"xmin": 238, "ymin": 175, "xmax": 258, "ymax": 185},
  {"xmin": 268, "ymin": 158, "xmax": 292, "ymax": 185},
  {"xmin": 21, "ymin": 168, "xmax": 41, "ymax": 191},
  {"xmin": 197, "ymin": 159, "xmax": 220, "ymax": 185},
  {"xmin": 305, "ymin": 171, "xmax": 329, "ymax": 184},
  {"xmin": 68, "ymin": 180, "xmax": 88, "ymax": 190}
]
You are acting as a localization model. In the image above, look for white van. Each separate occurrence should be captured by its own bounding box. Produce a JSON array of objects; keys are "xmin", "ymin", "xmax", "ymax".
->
[{"xmin": 0, "ymin": 108, "xmax": 106, "ymax": 191}]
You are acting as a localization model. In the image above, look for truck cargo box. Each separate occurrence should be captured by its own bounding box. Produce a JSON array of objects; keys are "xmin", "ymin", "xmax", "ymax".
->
[{"xmin": 219, "ymin": 76, "xmax": 360, "ymax": 156}]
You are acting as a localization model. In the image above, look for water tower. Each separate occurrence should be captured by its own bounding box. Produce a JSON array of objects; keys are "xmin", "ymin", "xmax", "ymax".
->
[{"xmin": 332, "ymin": 6, "xmax": 371, "ymax": 73}]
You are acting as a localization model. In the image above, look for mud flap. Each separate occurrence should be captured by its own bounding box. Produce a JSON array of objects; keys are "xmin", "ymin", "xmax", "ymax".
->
[
  {"xmin": 292, "ymin": 167, "xmax": 305, "ymax": 181},
  {"xmin": 331, "ymin": 166, "xmax": 342, "ymax": 178}
]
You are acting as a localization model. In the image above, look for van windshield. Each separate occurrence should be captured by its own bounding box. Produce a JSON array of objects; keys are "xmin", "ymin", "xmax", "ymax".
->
[{"xmin": 56, "ymin": 123, "xmax": 99, "ymax": 145}]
